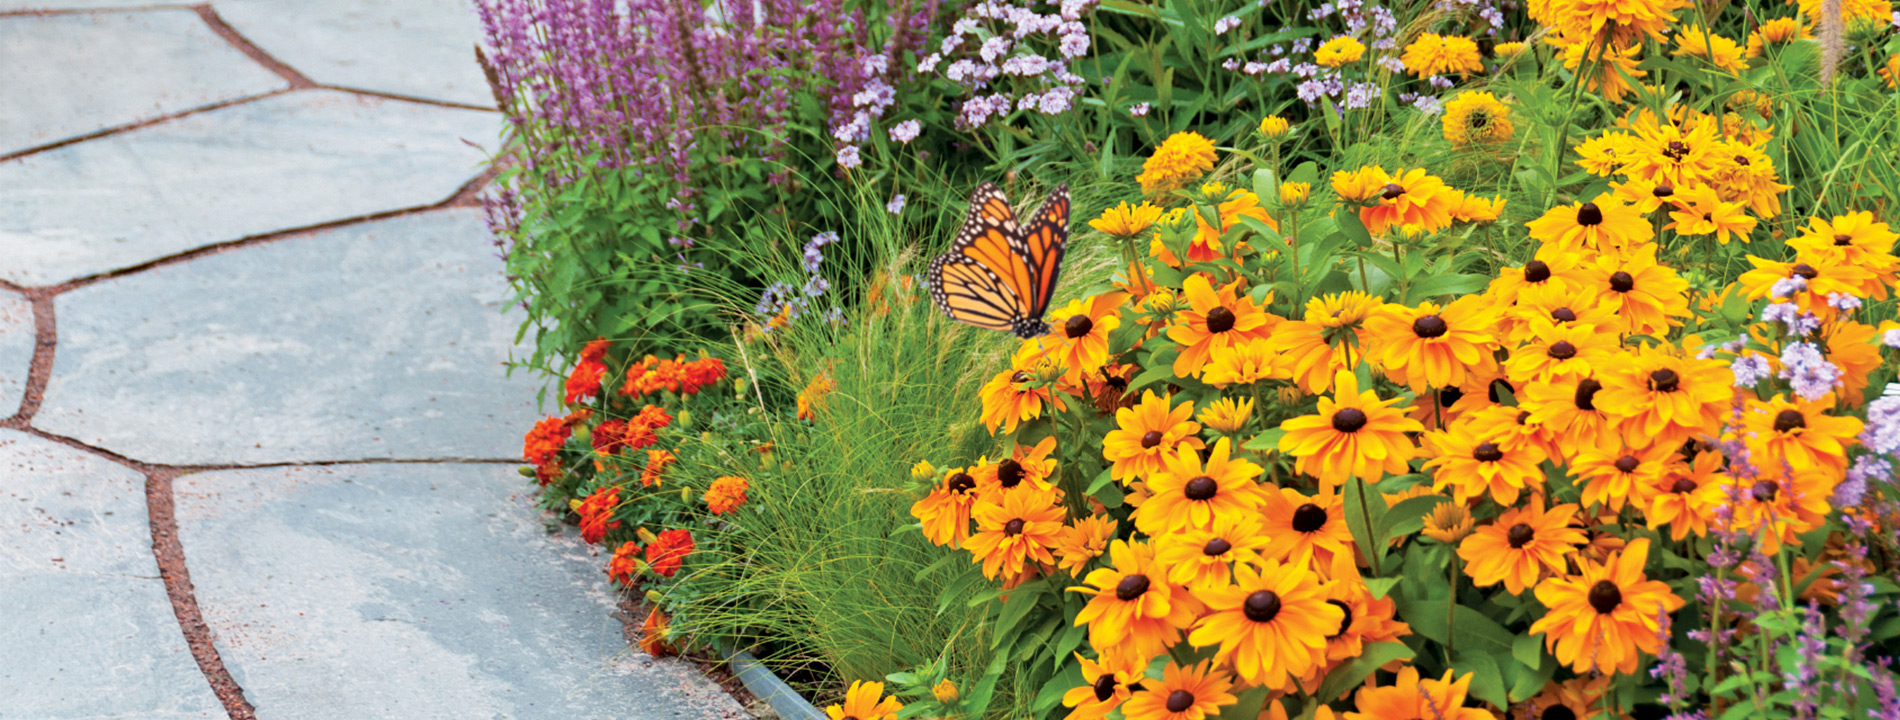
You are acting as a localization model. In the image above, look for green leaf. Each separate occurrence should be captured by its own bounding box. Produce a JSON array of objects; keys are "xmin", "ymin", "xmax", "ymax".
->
[
  {"xmin": 1215, "ymin": 685, "xmax": 1273, "ymax": 720},
  {"xmin": 1032, "ymin": 658, "xmax": 1086, "ymax": 712},
  {"xmin": 1451, "ymin": 651, "xmax": 1508, "ymax": 709},
  {"xmin": 1314, "ymin": 642, "xmax": 1415, "ymax": 701},
  {"xmin": 1243, "ymin": 428, "xmax": 1286, "ymax": 452},
  {"xmin": 1364, "ymin": 577, "xmax": 1401, "ymax": 599},
  {"xmin": 1512, "ymin": 633, "xmax": 1544, "ymax": 670},
  {"xmin": 1399, "ymin": 601, "xmax": 1518, "ymax": 657},
  {"xmin": 994, "ymin": 584, "xmax": 1046, "ymax": 649},
  {"xmin": 1376, "ymin": 494, "xmax": 1449, "ymax": 546},
  {"xmin": 1342, "ymin": 478, "xmax": 1387, "ymax": 574}
]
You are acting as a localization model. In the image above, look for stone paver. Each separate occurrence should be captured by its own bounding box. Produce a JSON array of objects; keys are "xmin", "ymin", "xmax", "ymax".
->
[
  {"xmin": 0, "ymin": 430, "xmax": 223, "ymax": 718},
  {"xmin": 216, "ymin": 0, "xmax": 494, "ymax": 108},
  {"xmin": 0, "ymin": 0, "xmax": 198, "ymax": 9},
  {"xmin": 0, "ymin": 90, "xmax": 496, "ymax": 286},
  {"xmin": 0, "ymin": 10, "xmax": 287, "ymax": 157},
  {"xmin": 175, "ymin": 463, "xmax": 746, "ymax": 720},
  {"xmin": 38, "ymin": 209, "xmax": 538, "ymax": 466},
  {"xmin": 0, "ymin": 288, "xmax": 30, "ymax": 416}
]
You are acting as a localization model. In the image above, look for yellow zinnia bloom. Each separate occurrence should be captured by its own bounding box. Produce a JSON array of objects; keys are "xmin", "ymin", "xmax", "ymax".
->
[
  {"xmin": 1441, "ymin": 91, "xmax": 1513, "ymax": 147},
  {"xmin": 1090, "ymin": 201, "xmax": 1166, "ymax": 238},
  {"xmin": 1138, "ymin": 132, "xmax": 1218, "ymax": 195},
  {"xmin": 1315, "ymin": 35, "xmax": 1366, "ymax": 67},
  {"xmin": 1401, "ymin": 33, "xmax": 1483, "ymax": 77}
]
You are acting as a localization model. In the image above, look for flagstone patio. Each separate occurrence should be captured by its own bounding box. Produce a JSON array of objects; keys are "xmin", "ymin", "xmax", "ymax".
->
[{"xmin": 0, "ymin": 3, "xmax": 746, "ymax": 719}]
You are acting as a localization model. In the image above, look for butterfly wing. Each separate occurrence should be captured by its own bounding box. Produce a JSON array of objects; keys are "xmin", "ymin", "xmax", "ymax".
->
[
  {"xmin": 1016, "ymin": 184, "xmax": 1070, "ymax": 320},
  {"xmin": 930, "ymin": 183, "xmax": 1030, "ymax": 328},
  {"xmin": 927, "ymin": 253, "xmax": 1021, "ymax": 333}
]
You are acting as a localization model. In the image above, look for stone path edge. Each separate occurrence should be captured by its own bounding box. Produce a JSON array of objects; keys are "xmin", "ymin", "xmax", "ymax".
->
[{"xmin": 0, "ymin": 6, "xmax": 514, "ymax": 717}]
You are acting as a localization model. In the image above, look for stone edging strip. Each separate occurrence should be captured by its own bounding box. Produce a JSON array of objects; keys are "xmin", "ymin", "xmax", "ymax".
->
[{"xmin": 724, "ymin": 649, "xmax": 827, "ymax": 720}]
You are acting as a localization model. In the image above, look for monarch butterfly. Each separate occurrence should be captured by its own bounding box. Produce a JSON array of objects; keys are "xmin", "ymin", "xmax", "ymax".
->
[{"xmin": 927, "ymin": 182, "xmax": 1070, "ymax": 339}]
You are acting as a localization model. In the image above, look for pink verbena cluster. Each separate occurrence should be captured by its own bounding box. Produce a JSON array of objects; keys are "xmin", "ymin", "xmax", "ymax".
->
[{"xmin": 915, "ymin": 0, "xmax": 1096, "ymax": 130}]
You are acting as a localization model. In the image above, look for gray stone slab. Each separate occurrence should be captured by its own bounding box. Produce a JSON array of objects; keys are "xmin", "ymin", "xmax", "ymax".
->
[
  {"xmin": 0, "ymin": 288, "xmax": 29, "ymax": 416},
  {"xmin": 0, "ymin": 1, "xmax": 199, "ymax": 9},
  {"xmin": 174, "ymin": 463, "xmax": 747, "ymax": 720},
  {"xmin": 37, "ymin": 208, "xmax": 539, "ymax": 466},
  {"xmin": 214, "ymin": 0, "xmax": 494, "ymax": 108},
  {"xmin": 0, "ymin": 429, "xmax": 223, "ymax": 718},
  {"xmin": 0, "ymin": 11, "xmax": 287, "ymax": 157},
  {"xmin": 0, "ymin": 90, "xmax": 498, "ymax": 286}
]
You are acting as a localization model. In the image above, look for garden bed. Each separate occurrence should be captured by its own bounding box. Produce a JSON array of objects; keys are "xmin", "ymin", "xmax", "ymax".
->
[{"xmin": 484, "ymin": 0, "xmax": 1900, "ymax": 718}]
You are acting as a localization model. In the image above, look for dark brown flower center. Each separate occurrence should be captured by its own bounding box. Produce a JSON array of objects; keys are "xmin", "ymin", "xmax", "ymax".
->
[
  {"xmin": 1650, "ymin": 368, "xmax": 1680, "ymax": 393},
  {"xmin": 947, "ymin": 472, "xmax": 976, "ymax": 494},
  {"xmin": 1835, "ymin": 233, "xmax": 1853, "ymax": 246},
  {"xmin": 1653, "ymin": 184, "xmax": 1674, "ymax": 198},
  {"xmin": 1576, "ymin": 202, "xmax": 1604, "ymax": 226},
  {"xmin": 1752, "ymin": 479, "xmax": 1780, "ymax": 502},
  {"xmin": 1292, "ymin": 503, "xmax": 1328, "ymax": 533},
  {"xmin": 1243, "ymin": 590, "xmax": 1283, "ymax": 623},
  {"xmin": 1614, "ymin": 455, "xmax": 1640, "ymax": 473},
  {"xmin": 1524, "ymin": 260, "xmax": 1552, "ymax": 283},
  {"xmin": 1332, "ymin": 407, "xmax": 1369, "ymax": 433},
  {"xmin": 1548, "ymin": 340, "xmax": 1578, "ymax": 359},
  {"xmin": 1166, "ymin": 690, "xmax": 1195, "ymax": 713},
  {"xmin": 1093, "ymin": 674, "xmax": 1119, "ymax": 702},
  {"xmin": 997, "ymin": 459, "xmax": 1025, "ymax": 488},
  {"xmin": 1203, "ymin": 537, "xmax": 1233, "ymax": 556},
  {"xmin": 1326, "ymin": 599, "xmax": 1354, "ymax": 638},
  {"xmin": 1184, "ymin": 476, "xmax": 1219, "ymax": 501},
  {"xmin": 1544, "ymin": 706, "xmax": 1579, "ymax": 720},
  {"xmin": 1665, "ymin": 140, "xmax": 1689, "ymax": 160},
  {"xmin": 1609, "ymin": 271, "xmax": 1635, "ymax": 293},
  {"xmin": 1792, "ymin": 263, "xmax": 1819, "ymax": 279},
  {"xmin": 1381, "ymin": 183, "xmax": 1406, "ymax": 200},
  {"xmin": 1115, "ymin": 574, "xmax": 1150, "ymax": 600},
  {"xmin": 1588, "ymin": 580, "xmax": 1623, "ymax": 614},
  {"xmin": 1004, "ymin": 518, "xmax": 1025, "ymax": 536},
  {"xmin": 1473, "ymin": 442, "xmax": 1505, "ymax": 462},
  {"xmin": 1205, "ymin": 306, "xmax": 1237, "ymax": 334},
  {"xmin": 1140, "ymin": 430, "xmax": 1165, "ymax": 449},
  {"xmin": 1773, "ymin": 409, "xmax": 1806, "ymax": 433},
  {"xmin": 1575, "ymin": 378, "xmax": 1602, "ymax": 410},
  {"xmin": 1671, "ymin": 477, "xmax": 1699, "ymax": 494},
  {"xmin": 1507, "ymin": 523, "xmax": 1536, "ymax": 548},
  {"xmin": 1735, "ymin": 155, "xmax": 1750, "ymax": 166},
  {"xmin": 1412, "ymin": 315, "xmax": 1449, "ymax": 338},
  {"xmin": 1439, "ymin": 386, "xmax": 1465, "ymax": 407},
  {"xmin": 1065, "ymin": 314, "xmax": 1094, "ymax": 339},
  {"xmin": 1471, "ymin": 112, "xmax": 1489, "ymax": 128},
  {"xmin": 1552, "ymin": 307, "xmax": 1578, "ymax": 322}
]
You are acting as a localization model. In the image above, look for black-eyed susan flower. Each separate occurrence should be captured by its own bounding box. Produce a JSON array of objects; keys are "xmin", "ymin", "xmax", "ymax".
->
[
  {"xmin": 825, "ymin": 680, "xmax": 903, "ymax": 720},
  {"xmin": 1136, "ymin": 438, "xmax": 1267, "ymax": 534},
  {"xmin": 1421, "ymin": 501, "xmax": 1475, "ymax": 543},
  {"xmin": 1584, "ymin": 245, "xmax": 1690, "ymax": 336},
  {"xmin": 1342, "ymin": 666, "xmax": 1493, "ymax": 720},
  {"xmin": 1155, "ymin": 513, "xmax": 1266, "ymax": 590},
  {"xmin": 1363, "ymin": 295, "xmax": 1501, "ymax": 393},
  {"xmin": 1400, "ymin": 33, "xmax": 1483, "ymax": 77},
  {"xmin": 1457, "ymin": 496, "xmax": 1588, "ymax": 594},
  {"xmin": 1743, "ymin": 393, "xmax": 1862, "ymax": 475},
  {"xmin": 1506, "ymin": 283, "xmax": 1622, "ymax": 344},
  {"xmin": 1139, "ymin": 132, "xmax": 1218, "ymax": 195},
  {"xmin": 1666, "ymin": 183, "xmax": 1756, "ymax": 244},
  {"xmin": 1259, "ymin": 115, "xmax": 1291, "ymax": 139},
  {"xmin": 1121, "ymin": 661, "xmax": 1235, "ymax": 720},
  {"xmin": 1103, "ymin": 391, "xmax": 1204, "ymax": 483},
  {"xmin": 1595, "ymin": 345, "xmax": 1730, "ymax": 448},
  {"xmin": 1203, "ymin": 337, "xmax": 1285, "ymax": 387},
  {"xmin": 1187, "ymin": 560, "xmax": 1341, "ymax": 689},
  {"xmin": 1196, "ymin": 396, "xmax": 1254, "ymax": 435},
  {"xmin": 1737, "ymin": 252, "xmax": 1878, "ymax": 319},
  {"xmin": 1269, "ymin": 291, "xmax": 1379, "ymax": 395},
  {"xmin": 1062, "ymin": 653, "xmax": 1140, "ymax": 720},
  {"xmin": 1529, "ymin": 677, "xmax": 1614, "ymax": 720},
  {"xmin": 1166, "ymin": 274, "xmax": 1278, "ymax": 378},
  {"xmin": 1055, "ymin": 515, "xmax": 1118, "ymax": 577},
  {"xmin": 974, "ymin": 436, "xmax": 1060, "ymax": 498},
  {"xmin": 1071, "ymin": 540, "xmax": 1204, "ymax": 674},
  {"xmin": 1259, "ymin": 485, "xmax": 1356, "ymax": 578},
  {"xmin": 1746, "ymin": 16, "xmax": 1811, "ymax": 57},
  {"xmin": 1279, "ymin": 371, "xmax": 1423, "ymax": 487},
  {"xmin": 978, "ymin": 343, "xmax": 1066, "ymax": 434},
  {"xmin": 1572, "ymin": 442, "xmax": 1674, "ymax": 512},
  {"xmin": 1448, "ymin": 191, "xmax": 1506, "ymax": 223},
  {"xmin": 1312, "ymin": 578, "xmax": 1411, "ymax": 668},
  {"xmin": 1441, "ymin": 91, "xmax": 1512, "ymax": 147},
  {"xmin": 1530, "ymin": 538, "xmax": 1685, "ymax": 675},
  {"xmin": 912, "ymin": 466, "xmax": 980, "ymax": 548},
  {"xmin": 1090, "ymin": 201, "xmax": 1166, "ymax": 238},
  {"xmin": 1519, "ymin": 374, "xmax": 1617, "ymax": 463},
  {"xmin": 1046, "ymin": 292, "xmax": 1126, "ymax": 384},
  {"xmin": 1354, "ymin": 167, "xmax": 1458, "ymax": 236},
  {"xmin": 1787, "ymin": 211, "xmax": 1899, "ymax": 292},
  {"xmin": 1557, "ymin": 40, "xmax": 1646, "ymax": 105},
  {"xmin": 1502, "ymin": 315, "xmax": 1620, "ymax": 383},
  {"xmin": 965, "ymin": 486, "xmax": 1066, "ymax": 582},
  {"xmin": 1423, "ymin": 415, "xmax": 1548, "ymax": 506},
  {"xmin": 1525, "ymin": 193, "xmax": 1650, "ymax": 256},
  {"xmin": 1646, "ymin": 449, "xmax": 1726, "ymax": 540},
  {"xmin": 1724, "ymin": 470, "xmax": 1833, "ymax": 554}
]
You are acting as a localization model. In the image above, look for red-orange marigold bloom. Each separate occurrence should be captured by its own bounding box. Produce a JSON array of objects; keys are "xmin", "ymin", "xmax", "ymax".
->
[
  {"xmin": 606, "ymin": 541, "xmax": 641, "ymax": 586},
  {"xmin": 576, "ymin": 486, "xmax": 622, "ymax": 544},
  {"xmin": 563, "ymin": 338, "xmax": 613, "ymax": 405},
  {"xmin": 640, "ymin": 608, "xmax": 676, "ymax": 656},
  {"xmin": 706, "ymin": 476, "xmax": 750, "ymax": 515},
  {"xmin": 640, "ymin": 449, "xmax": 677, "ymax": 488},
  {"xmin": 645, "ymin": 529, "xmax": 695, "ymax": 578}
]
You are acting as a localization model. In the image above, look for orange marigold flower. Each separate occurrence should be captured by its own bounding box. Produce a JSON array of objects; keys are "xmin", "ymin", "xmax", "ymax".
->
[
  {"xmin": 1530, "ymin": 538, "xmax": 1686, "ymax": 675},
  {"xmin": 523, "ymin": 412, "xmax": 582, "ymax": 484},
  {"xmin": 640, "ymin": 449, "xmax": 676, "ymax": 488},
  {"xmin": 640, "ymin": 608, "xmax": 676, "ymax": 657},
  {"xmin": 575, "ymin": 486, "xmax": 622, "ymax": 544},
  {"xmin": 564, "ymin": 338, "xmax": 612, "ymax": 405},
  {"xmin": 606, "ymin": 541, "xmax": 641, "ymax": 586},
  {"xmin": 705, "ymin": 476, "xmax": 750, "ymax": 515},
  {"xmin": 645, "ymin": 529, "xmax": 694, "ymax": 578}
]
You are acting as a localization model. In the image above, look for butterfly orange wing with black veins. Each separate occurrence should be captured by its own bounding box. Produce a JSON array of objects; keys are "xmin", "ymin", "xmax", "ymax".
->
[{"xmin": 927, "ymin": 183, "xmax": 1070, "ymax": 339}]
